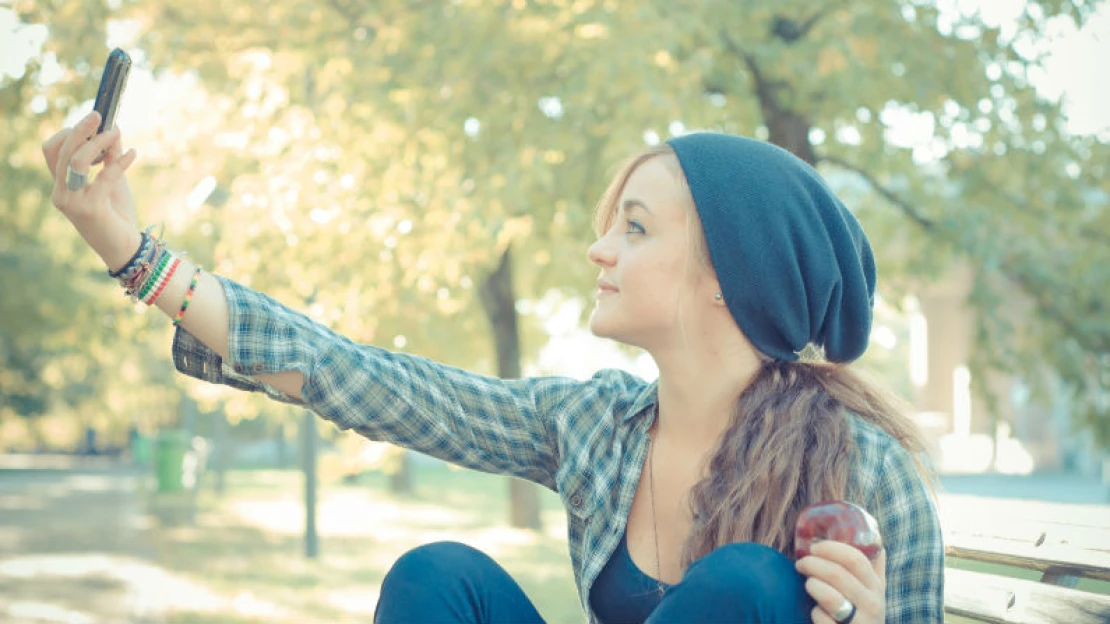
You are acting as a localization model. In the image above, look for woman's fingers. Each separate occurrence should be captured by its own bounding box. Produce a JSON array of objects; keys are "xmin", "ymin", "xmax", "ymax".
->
[
  {"xmin": 56, "ymin": 112, "xmax": 101, "ymax": 174},
  {"xmin": 42, "ymin": 129, "xmax": 70, "ymax": 177},
  {"xmin": 51, "ymin": 112, "xmax": 102, "ymax": 205},
  {"xmin": 803, "ymin": 576, "xmax": 850, "ymax": 624},
  {"xmin": 70, "ymin": 127, "xmax": 122, "ymax": 174},
  {"xmin": 102, "ymin": 133, "xmax": 125, "ymax": 164},
  {"xmin": 796, "ymin": 541, "xmax": 885, "ymax": 623},
  {"xmin": 90, "ymin": 147, "xmax": 138, "ymax": 204},
  {"xmin": 809, "ymin": 540, "xmax": 885, "ymax": 591}
]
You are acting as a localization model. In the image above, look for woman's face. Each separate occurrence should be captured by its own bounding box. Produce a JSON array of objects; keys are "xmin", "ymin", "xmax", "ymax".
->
[{"xmin": 587, "ymin": 155, "xmax": 719, "ymax": 350}]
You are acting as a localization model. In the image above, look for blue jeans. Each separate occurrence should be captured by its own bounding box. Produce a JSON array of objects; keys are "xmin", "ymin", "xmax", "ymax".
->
[{"xmin": 374, "ymin": 541, "xmax": 814, "ymax": 623}]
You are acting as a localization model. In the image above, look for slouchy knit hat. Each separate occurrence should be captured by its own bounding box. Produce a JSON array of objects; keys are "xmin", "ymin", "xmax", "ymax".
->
[{"xmin": 666, "ymin": 133, "xmax": 876, "ymax": 363}]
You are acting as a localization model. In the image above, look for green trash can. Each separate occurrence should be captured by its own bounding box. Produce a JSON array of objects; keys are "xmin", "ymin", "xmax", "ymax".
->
[{"xmin": 153, "ymin": 429, "xmax": 190, "ymax": 493}]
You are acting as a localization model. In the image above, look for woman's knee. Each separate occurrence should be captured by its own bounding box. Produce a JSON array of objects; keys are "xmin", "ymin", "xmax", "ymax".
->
[
  {"xmin": 649, "ymin": 543, "xmax": 812, "ymax": 623},
  {"xmin": 383, "ymin": 541, "xmax": 495, "ymax": 585},
  {"xmin": 683, "ymin": 542, "xmax": 804, "ymax": 598}
]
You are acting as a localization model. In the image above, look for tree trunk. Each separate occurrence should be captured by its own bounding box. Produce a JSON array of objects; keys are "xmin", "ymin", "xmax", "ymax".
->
[
  {"xmin": 765, "ymin": 108, "xmax": 815, "ymax": 166},
  {"xmin": 213, "ymin": 406, "xmax": 228, "ymax": 495},
  {"xmin": 389, "ymin": 449, "xmax": 414, "ymax": 494},
  {"xmin": 301, "ymin": 410, "xmax": 319, "ymax": 559},
  {"xmin": 479, "ymin": 245, "xmax": 542, "ymax": 530}
]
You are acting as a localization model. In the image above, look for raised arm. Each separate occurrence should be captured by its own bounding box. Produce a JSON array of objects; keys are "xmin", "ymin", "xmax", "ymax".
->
[
  {"xmin": 41, "ymin": 113, "xmax": 647, "ymax": 488},
  {"xmin": 43, "ymin": 112, "xmax": 309, "ymax": 399}
]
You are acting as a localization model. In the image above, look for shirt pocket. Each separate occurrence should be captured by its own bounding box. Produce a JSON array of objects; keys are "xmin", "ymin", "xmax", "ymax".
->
[{"xmin": 556, "ymin": 458, "xmax": 603, "ymax": 521}]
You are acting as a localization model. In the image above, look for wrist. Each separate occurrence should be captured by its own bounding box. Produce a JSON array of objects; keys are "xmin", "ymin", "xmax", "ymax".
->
[
  {"xmin": 103, "ymin": 229, "xmax": 144, "ymax": 274},
  {"xmin": 77, "ymin": 216, "xmax": 142, "ymax": 274}
]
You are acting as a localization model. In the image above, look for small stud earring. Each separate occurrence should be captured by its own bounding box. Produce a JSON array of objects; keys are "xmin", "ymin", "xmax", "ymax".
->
[{"xmin": 714, "ymin": 292, "xmax": 723, "ymax": 301}]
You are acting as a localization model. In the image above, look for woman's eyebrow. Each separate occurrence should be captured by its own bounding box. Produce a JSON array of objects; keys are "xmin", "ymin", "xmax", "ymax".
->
[{"xmin": 620, "ymin": 198, "xmax": 653, "ymax": 215}]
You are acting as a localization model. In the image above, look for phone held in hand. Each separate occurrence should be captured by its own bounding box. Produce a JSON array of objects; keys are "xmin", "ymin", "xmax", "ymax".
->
[{"xmin": 91, "ymin": 47, "xmax": 131, "ymax": 164}]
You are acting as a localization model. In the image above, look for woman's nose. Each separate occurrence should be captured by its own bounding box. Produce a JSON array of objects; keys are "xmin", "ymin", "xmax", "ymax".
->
[{"xmin": 587, "ymin": 237, "xmax": 616, "ymax": 268}]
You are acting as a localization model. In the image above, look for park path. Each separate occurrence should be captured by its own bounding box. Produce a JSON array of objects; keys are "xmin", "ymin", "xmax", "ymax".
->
[{"xmin": 0, "ymin": 456, "xmax": 222, "ymax": 624}]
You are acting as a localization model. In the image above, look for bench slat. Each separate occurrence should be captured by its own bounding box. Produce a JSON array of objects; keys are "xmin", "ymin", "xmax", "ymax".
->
[
  {"xmin": 944, "ymin": 568, "xmax": 1110, "ymax": 624},
  {"xmin": 946, "ymin": 532, "xmax": 1110, "ymax": 582},
  {"xmin": 942, "ymin": 521, "xmax": 1110, "ymax": 554}
]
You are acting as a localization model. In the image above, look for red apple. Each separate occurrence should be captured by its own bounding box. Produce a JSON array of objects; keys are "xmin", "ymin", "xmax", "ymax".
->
[{"xmin": 794, "ymin": 500, "xmax": 883, "ymax": 560}]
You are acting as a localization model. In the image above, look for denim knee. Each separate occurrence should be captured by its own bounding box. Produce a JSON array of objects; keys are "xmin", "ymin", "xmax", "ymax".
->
[
  {"xmin": 383, "ymin": 540, "xmax": 491, "ymax": 585},
  {"xmin": 645, "ymin": 541, "xmax": 812, "ymax": 623},
  {"xmin": 683, "ymin": 542, "xmax": 803, "ymax": 599},
  {"xmin": 376, "ymin": 541, "xmax": 546, "ymax": 624}
]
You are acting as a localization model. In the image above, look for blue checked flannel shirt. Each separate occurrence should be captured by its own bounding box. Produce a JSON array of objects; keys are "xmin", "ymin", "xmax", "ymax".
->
[{"xmin": 173, "ymin": 276, "xmax": 945, "ymax": 623}]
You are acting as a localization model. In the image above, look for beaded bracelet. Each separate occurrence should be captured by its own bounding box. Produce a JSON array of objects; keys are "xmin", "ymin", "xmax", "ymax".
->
[
  {"xmin": 136, "ymin": 248, "xmax": 172, "ymax": 303},
  {"xmin": 173, "ymin": 267, "xmax": 202, "ymax": 326},
  {"xmin": 145, "ymin": 257, "xmax": 182, "ymax": 305}
]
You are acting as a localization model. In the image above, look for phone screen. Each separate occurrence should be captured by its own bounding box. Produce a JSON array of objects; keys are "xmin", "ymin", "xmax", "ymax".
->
[{"xmin": 93, "ymin": 48, "xmax": 132, "ymax": 136}]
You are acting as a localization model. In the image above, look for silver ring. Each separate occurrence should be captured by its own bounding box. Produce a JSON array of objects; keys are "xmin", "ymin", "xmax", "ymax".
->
[
  {"xmin": 66, "ymin": 163, "xmax": 88, "ymax": 191},
  {"xmin": 833, "ymin": 598, "xmax": 856, "ymax": 624}
]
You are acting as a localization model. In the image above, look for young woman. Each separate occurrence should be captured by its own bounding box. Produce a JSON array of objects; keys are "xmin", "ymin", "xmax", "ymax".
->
[{"xmin": 44, "ymin": 111, "xmax": 943, "ymax": 624}]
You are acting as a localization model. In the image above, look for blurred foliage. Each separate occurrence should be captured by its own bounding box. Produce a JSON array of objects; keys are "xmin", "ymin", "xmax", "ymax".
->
[{"xmin": 1, "ymin": 0, "xmax": 1107, "ymax": 449}]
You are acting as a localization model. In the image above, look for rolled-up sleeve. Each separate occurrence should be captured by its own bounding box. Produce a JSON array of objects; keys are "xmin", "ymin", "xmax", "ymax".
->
[
  {"xmin": 173, "ymin": 275, "xmax": 638, "ymax": 489},
  {"xmin": 873, "ymin": 444, "xmax": 945, "ymax": 623}
]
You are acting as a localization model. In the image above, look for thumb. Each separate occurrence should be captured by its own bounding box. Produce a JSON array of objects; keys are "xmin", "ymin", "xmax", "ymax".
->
[{"xmin": 872, "ymin": 547, "xmax": 887, "ymax": 585}]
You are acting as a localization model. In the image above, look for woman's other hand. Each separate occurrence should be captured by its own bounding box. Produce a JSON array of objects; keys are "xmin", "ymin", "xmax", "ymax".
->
[
  {"xmin": 42, "ymin": 110, "xmax": 141, "ymax": 272},
  {"xmin": 796, "ymin": 540, "xmax": 886, "ymax": 624}
]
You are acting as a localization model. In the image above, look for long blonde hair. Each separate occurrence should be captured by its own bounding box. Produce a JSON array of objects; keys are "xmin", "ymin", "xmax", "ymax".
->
[{"xmin": 594, "ymin": 145, "xmax": 937, "ymax": 564}]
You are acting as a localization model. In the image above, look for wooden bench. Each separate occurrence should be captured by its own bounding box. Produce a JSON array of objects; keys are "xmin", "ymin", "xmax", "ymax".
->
[{"xmin": 943, "ymin": 520, "xmax": 1110, "ymax": 623}]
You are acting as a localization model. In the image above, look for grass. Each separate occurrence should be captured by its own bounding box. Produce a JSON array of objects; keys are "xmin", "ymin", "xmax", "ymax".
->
[
  {"xmin": 142, "ymin": 463, "xmax": 582, "ymax": 623},
  {"xmin": 140, "ymin": 464, "xmax": 1110, "ymax": 623}
]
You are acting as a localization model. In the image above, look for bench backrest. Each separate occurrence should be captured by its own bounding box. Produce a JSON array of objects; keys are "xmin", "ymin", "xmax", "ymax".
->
[{"xmin": 943, "ymin": 522, "xmax": 1110, "ymax": 623}]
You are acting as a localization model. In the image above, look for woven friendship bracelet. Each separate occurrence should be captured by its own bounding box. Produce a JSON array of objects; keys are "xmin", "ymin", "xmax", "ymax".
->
[
  {"xmin": 121, "ymin": 236, "xmax": 162, "ymax": 299},
  {"xmin": 173, "ymin": 267, "xmax": 202, "ymax": 326},
  {"xmin": 109, "ymin": 230, "xmax": 151, "ymax": 279}
]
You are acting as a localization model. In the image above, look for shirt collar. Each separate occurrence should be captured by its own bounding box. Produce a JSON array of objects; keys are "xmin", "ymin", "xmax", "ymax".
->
[{"xmin": 622, "ymin": 379, "xmax": 659, "ymax": 424}]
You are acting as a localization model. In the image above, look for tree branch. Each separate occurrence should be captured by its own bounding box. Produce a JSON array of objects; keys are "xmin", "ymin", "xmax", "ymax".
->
[
  {"xmin": 961, "ymin": 166, "xmax": 1109, "ymax": 246},
  {"xmin": 770, "ymin": 1, "xmax": 851, "ymax": 42},
  {"xmin": 720, "ymin": 30, "xmax": 773, "ymax": 109},
  {"xmin": 817, "ymin": 154, "xmax": 937, "ymax": 231},
  {"xmin": 819, "ymin": 153, "xmax": 1108, "ymax": 354}
]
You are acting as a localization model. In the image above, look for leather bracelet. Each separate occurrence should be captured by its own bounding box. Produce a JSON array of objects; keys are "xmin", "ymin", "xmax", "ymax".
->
[{"xmin": 108, "ymin": 230, "xmax": 150, "ymax": 278}]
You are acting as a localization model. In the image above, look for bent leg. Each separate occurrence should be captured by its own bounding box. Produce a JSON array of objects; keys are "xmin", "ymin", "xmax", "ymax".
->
[
  {"xmin": 374, "ymin": 541, "xmax": 547, "ymax": 624},
  {"xmin": 648, "ymin": 542, "xmax": 814, "ymax": 624}
]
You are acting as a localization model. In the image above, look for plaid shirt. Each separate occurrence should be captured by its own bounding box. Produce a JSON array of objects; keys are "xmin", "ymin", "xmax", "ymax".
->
[{"xmin": 173, "ymin": 276, "xmax": 945, "ymax": 623}]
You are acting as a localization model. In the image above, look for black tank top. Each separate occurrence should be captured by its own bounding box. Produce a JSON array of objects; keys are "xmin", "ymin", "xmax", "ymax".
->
[{"xmin": 589, "ymin": 531, "xmax": 672, "ymax": 624}]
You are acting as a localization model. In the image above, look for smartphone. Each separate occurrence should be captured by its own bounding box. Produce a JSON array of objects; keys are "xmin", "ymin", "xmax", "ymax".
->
[{"xmin": 91, "ymin": 47, "xmax": 131, "ymax": 163}]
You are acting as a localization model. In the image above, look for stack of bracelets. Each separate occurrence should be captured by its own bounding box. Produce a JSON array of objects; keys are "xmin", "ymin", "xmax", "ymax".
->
[{"xmin": 109, "ymin": 226, "xmax": 201, "ymax": 326}]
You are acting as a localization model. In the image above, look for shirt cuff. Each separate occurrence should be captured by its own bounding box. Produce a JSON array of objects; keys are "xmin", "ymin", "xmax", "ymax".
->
[{"xmin": 171, "ymin": 274, "xmax": 313, "ymax": 406}]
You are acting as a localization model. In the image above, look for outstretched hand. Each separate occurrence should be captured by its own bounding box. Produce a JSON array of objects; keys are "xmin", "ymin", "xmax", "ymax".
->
[
  {"xmin": 42, "ymin": 110, "xmax": 141, "ymax": 271},
  {"xmin": 796, "ymin": 540, "xmax": 886, "ymax": 624}
]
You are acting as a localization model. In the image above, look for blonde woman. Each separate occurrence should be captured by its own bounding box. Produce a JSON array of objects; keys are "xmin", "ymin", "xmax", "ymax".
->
[{"xmin": 44, "ymin": 112, "xmax": 943, "ymax": 624}]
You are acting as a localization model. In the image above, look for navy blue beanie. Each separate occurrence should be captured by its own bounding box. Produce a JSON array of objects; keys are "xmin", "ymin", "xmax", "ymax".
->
[{"xmin": 666, "ymin": 133, "xmax": 876, "ymax": 363}]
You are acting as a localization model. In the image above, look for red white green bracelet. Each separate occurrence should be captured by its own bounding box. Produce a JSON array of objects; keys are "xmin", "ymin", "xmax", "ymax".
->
[
  {"xmin": 145, "ymin": 257, "xmax": 182, "ymax": 306},
  {"xmin": 136, "ymin": 249, "xmax": 171, "ymax": 303}
]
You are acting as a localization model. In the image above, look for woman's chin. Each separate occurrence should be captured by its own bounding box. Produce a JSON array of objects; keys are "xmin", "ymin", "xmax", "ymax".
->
[{"xmin": 587, "ymin": 313, "xmax": 614, "ymax": 339}]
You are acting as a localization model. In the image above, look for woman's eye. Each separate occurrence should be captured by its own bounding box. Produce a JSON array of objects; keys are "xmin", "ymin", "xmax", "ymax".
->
[{"xmin": 625, "ymin": 220, "xmax": 645, "ymax": 235}]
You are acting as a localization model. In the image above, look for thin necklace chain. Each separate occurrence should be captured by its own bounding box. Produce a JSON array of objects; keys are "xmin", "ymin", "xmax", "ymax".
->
[{"xmin": 648, "ymin": 422, "xmax": 665, "ymax": 597}]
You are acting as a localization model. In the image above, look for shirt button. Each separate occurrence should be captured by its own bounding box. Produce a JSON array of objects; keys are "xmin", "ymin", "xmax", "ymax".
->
[
  {"xmin": 570, "ymin": 495, "xmax": 583, "ymax": 508},
  {"xmin": 251, "ymin": 363, "xmax": 265, "ymax": 374},
  {"xmin": 233, "ymin": 364, "xmax": 245, "ymax": 374}
]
